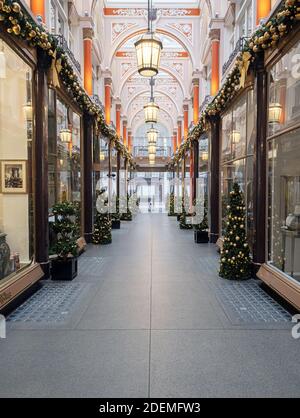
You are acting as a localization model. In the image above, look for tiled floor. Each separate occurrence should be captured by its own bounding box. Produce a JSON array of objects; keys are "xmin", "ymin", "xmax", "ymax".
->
[{"xmin": 0, "ymin": 214, "xmax": 300, "ymax": 398}]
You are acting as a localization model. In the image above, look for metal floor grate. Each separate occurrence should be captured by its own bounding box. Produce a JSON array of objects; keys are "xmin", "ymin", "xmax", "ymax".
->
[
  {"xmin": 7, "ymin": 282, "xmax": 85, "ymax": 323},
  {"xmin": 213, "ymin": 279, "xmax": 292, "ymax": 324}
]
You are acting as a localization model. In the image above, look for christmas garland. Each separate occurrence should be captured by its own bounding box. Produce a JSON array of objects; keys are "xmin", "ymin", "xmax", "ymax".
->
[
  {"xmin": 0, "ymin": 0, "xmax": 134, "ymax": 165},
  {"xmin": 169, "ymin": 0, "xmax": 300, "ymax": 167}
]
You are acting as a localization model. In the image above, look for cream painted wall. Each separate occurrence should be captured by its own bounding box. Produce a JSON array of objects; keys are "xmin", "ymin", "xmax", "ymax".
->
[{"xmin": 0, "ymin": 43, "xmax": 31, "ymax": 264}]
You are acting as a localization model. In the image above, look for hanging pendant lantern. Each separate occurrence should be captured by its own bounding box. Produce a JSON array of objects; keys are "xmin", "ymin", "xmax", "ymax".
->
[
  {"xmin": 148, "ymin": 143, "xmax": 157, "ymax": 155},
  {"xmin": 147, "ymin": 127, "xmax": 158, "ymax": 144},
  {"xmin": 144, "ymin": 101, "xmax": 159, "ymax": 123},
  {"xmin": 135, "ymin": 33, "xmax": 163, "ymax": 78},
  {"xmin": 135, "ymin": 0, "xmax": 163, "ymax": 78}
]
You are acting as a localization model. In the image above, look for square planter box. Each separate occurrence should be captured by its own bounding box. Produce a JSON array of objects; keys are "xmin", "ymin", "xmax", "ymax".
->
[
  {"xmin": 177, "ymin": 215, "xmax": 181, "ymax": 222},
  {"xmin": 194, "ymin": 230, "xmax": 209, "ymax": 244},
  {"xmin": 112, "ymin": 220, "xmax": 121, "ymax": 230},
  {"xmin": 51, "ymin": 257, "xmax": 78, "ymax": 281}
]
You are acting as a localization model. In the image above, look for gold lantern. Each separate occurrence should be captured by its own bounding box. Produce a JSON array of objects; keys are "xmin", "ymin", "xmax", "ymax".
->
[
  {"xmin": 100, "ymin": 152, "xmax": 105, "ymax": 161},
  {"xmin": 269, "ymin": 103, "xmax": 282, "ymax": 124}
]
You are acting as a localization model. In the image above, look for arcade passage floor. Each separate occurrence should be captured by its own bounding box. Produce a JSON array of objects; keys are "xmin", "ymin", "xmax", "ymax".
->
[{"xmin": 1, "ymin": 214, "xmax": 300, "ymax": 398}]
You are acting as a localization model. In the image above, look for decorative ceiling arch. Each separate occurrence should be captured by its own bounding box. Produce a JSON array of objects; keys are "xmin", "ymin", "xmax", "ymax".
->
[
  {"xmin": 124, "ymin": 88, "xmax": 180, "ymax": 115},
  {"xmin": 109, "ymin": 27, "xmax": 195, "ymax": 68},
  {"xmin": 118, "ymin": 65, "xmax": 186, "ymax": 98}
]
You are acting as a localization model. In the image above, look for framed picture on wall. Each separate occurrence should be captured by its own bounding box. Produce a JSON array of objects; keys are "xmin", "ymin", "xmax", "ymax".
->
[{"xmin": 0, "ymin": 161, "xmax": 27, "ymax": 194}]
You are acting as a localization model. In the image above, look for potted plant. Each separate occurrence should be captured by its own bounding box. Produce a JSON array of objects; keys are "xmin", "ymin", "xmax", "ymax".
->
[
  {"xmin": 50, "ymin": 201, "xmax": 79, "ymax": 281},
  {"xmin": 193, "ymin": 197, "xmax": 209, "ymax": 243},
  {"xmin": 168, "ymin": 192, "xmax": 177, "ymax": 217}
]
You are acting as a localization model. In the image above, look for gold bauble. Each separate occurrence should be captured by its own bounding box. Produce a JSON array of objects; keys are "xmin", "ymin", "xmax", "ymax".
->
[
  {"xmin": 12, "ymin": 2, "xmax": 21, "ymax": 13},
  {"xmin": 29, "ymin": 30, "xmax": 36, "ymax": 38},
  {"xmin": 12, "ymin": 24, "xmax": 21, "ymax": 35}
]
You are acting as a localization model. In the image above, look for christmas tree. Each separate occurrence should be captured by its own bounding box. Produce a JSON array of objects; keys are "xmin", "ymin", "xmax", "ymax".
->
[
  {"xmin": 168, "ymin": 192, "xmax": 176, "ymax": 217},
  {"xmin": 219, "ymin": 182, "xmax": 252, "ymax": 280},
  {"xmin": 179, "ymin": 195, "xmax": 193, "ymax": 230},
  {"xmin": 120, "ymin": 193, "xmax": 133, "ymax": 221},
  {"xmin": 93, "ymin": 189, "xmax": 112, "ymax": 245}
]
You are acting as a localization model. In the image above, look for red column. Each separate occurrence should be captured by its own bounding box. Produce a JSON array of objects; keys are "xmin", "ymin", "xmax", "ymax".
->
[
  {"xmin": 30, "ymin": 0, "xmax": 45, "ymax": 22},
  {"xmin": 128, "ymin": 130, "xmax": 132, "ymax": 152},
  {"xmin": 123, "ymin": 120, "xmax": 127, "ymax": 147},
  {"xmin": 173, "ymin": 130, "xmax": 177, "ymax": 154},
  {"xmin": 256, "ymin": 0, "xmax": 271, "ymax": 25},
  {"xmin": 193, "ymin": 79, "xmax": 200, "ymax": 125},
  {"xmin": 210, "ymin": 30, "xmax": 220, "ymax": 96},
  {"xmin": 183, "ymin": 104, "xmax": 189, "ymax": 140},
  {"xmin": 83, "ymin": 28, "xmax": 93, "ymax": 96},
  {"xmin": 116, "ymin": 103, "xmax": 121, "ymax": 137},
  {"xmin": 177, "ymin": 120, "xmax": 182, "ymax": 147},
  {"xmin": 105, "ymin": 78, "xmax": 112, "ymax": 125}
]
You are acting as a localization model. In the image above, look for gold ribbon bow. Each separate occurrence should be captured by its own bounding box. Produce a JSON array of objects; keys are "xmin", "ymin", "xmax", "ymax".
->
[
  {"xmin": 238, "ymin": 51, "xmax": 252, "ymax": 89},
  {"xmin": 48, "ymin": 50, "xmax": 62, "ymax": 88}
]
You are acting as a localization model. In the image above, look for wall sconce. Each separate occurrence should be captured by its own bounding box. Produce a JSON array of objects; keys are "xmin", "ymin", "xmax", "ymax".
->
[
  {"xmin": 60, "ymin": 128, "xmax": 72, "ymax": 143},
  {"xmin": 100, "ymin": 152, "xmax": 105, "ymax": 161},
  {"xmin": 269, "ymin": 103, "xmax": 282, "ymax": 124}
]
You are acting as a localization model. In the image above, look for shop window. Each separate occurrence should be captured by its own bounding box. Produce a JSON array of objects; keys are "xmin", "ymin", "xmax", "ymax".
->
[
  {"xmin": 198, "ymin": 135, "xmax": 210, "ymax": 227},
  {"xmin": 268, "ymin": 40, "xmax": 300, "ymax": 136},
  {"xmin": 56, "ymin": 98, "xmax": 81, "ymax": 204},
  {"xmin": 0, "ymin": 40, "xmax": 33, "ymax": 283},
  {"xmin": 268, "ymin": 127, "xmax": 300, "ymax": 282},
  {"xmin": 220, "ymin": 89, "xmax": 255, "ymax": 247}
]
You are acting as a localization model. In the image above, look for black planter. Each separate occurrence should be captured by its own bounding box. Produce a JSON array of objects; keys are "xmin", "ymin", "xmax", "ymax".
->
[
  {"xmin": 194, "ymin": 230, "xmax": 209, "ymax": 244},
  {"xmin": 51, "ymin": 257, "xmax": 78, "ymax": 281},
  {"xmin": 177, "ymin": 215, "xmax": 181, "ymax": 222},
  {"xmin": 112, "ymin": 220, "xmax": 121, "ymax": 230}
]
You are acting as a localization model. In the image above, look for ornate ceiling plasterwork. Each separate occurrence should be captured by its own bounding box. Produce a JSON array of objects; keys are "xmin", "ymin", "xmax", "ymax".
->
[
  {"xmin": 104, "ymin": 8, "xmax": 200, "ymax": 17},
  {"xmin": 112, "ymin": 22, "xmax": 137, "ymax": 42},
  {"xmin": 167, "ymin": 23, "xmax": 193, "ymax": 44}
]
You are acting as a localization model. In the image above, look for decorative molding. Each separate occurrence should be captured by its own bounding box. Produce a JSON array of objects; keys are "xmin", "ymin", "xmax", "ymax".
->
[
  {"xmin": 115, "ymin": 50, "xmax": 189, "ymax": 59},
  {"xmin": 112, "ymin": 23, "xmax": 136, "ymax": 43},
  {"xmin": 164, "ymin": 61, "xmax": 184, "ymax": 77},
  {"xmin": 168, "ymin": 23, "xmax": 193, "ymax": 43},
  {"xmin": 121, "ymin": 62, "xmax": 134, "ymax": 77},
  {"xmin": 104, "ymin": 8, "xmax": 200, "ymax": 17}
]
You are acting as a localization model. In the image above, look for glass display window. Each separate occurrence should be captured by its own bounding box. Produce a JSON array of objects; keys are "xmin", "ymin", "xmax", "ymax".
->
[
  {"xmin": 55, "ymin": 97, "xmax": 81, "ymax": 204},
  {"xmin": 220, "ymin": 89, "xmax": 255, "ymax": 247},
  {"xmin": 268, "ymin": 39, "xmax": 300, "ymax": 136},
  {"xmin": 268, "ymin": 127, "xmax": 300, "ymax": 282},
  {"xmin": 0, "ymin": 40, "xmax": 34, "ymax": 283}
]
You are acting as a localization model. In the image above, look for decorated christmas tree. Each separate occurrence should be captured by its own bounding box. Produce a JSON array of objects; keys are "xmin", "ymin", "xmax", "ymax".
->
[
  {"xmin": 93, "ymin": 188, "xmax": 112, "ymax": 245},
  {"xmin": 168, "ymin": 192, "xmax": 176, "ymax": 217},
  {"xmin": 219, "ymin": 182, "xmax": 252, "ymax": 280},
  {"xmin": 120, "ymin": 193, "xmax": 133, "ymax": 221},
  {"xmin": 179, "ymin": 194, "xmax": 193, "ymax": 230}
]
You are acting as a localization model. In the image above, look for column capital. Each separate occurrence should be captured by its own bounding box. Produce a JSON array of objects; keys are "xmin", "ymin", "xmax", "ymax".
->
[
  {"xmin": 192, "ymin": 78, "xmax": 200, "ymax": 86},
  {"xmin": 123, "ymin": 118, "xmax": 128, "ymax": 126},
  {"xmin": 177, "ymin": 117, "xmax": 183, "ymax": 125},
  {"xmin": 104, "ymin": 77, "xmax": 112, "ymax": 87},
  {"xmin": 209, "ymin": 28, "xmax": 220, "ymax": 42},
  {"xmin": 183, "ymin": 103, "xmax": 189, "ymax": 112},
  {"xmin": 83, "ymin": 27, "xmax": 94, "ymax": 41},
  {"xmin": 116, "ymin": 103, "xmax": 122, "ymax": 111}
]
